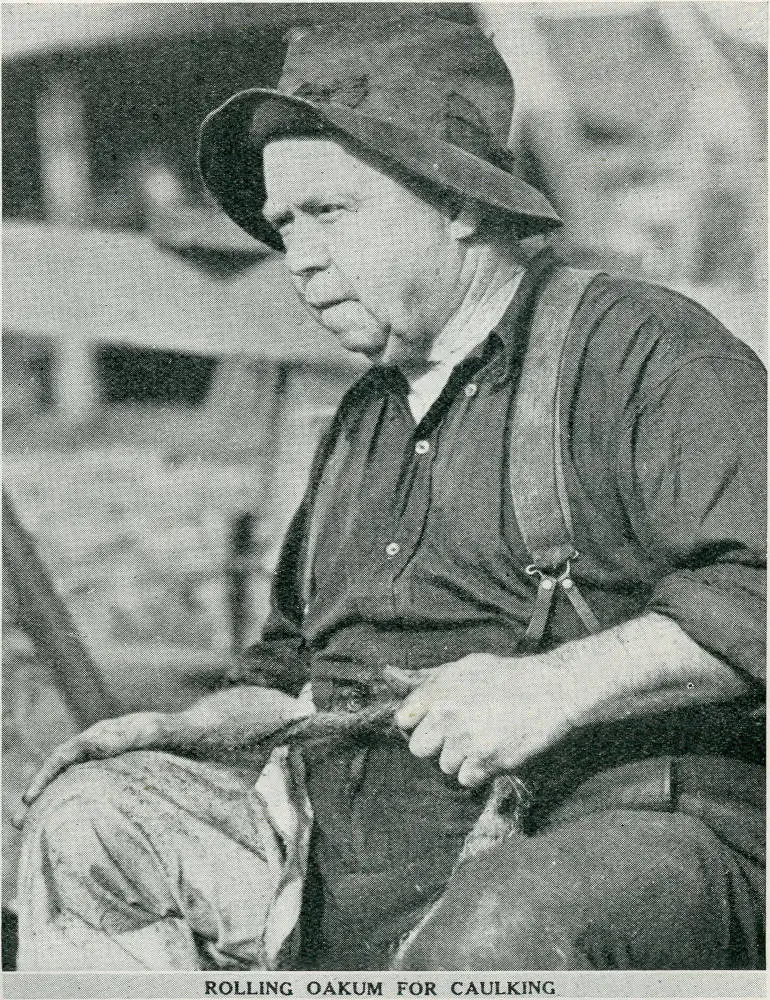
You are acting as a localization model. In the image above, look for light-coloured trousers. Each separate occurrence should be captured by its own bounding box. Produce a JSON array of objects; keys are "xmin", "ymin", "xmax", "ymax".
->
[{"xmin": 17, "ymin": 750, "xmax": 312, "ymax": 971}]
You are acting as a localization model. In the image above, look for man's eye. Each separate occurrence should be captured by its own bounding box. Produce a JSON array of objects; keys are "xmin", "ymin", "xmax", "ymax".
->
[{"xmin": 316, "ymin": 205, "xmax": 344, "ymax": 220}]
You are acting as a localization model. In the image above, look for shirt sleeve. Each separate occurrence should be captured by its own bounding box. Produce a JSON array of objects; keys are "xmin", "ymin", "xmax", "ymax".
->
[
  {"xmin": 619, "ymin": 352, "xmax": 766, "ymax": 687},
  {"xmin": 237, "ymin": 398, "xmax": 355, "ymax": 695},
  {"xmin": 234, "ymin": 496, "xmax": 312, "ymax": 696}
]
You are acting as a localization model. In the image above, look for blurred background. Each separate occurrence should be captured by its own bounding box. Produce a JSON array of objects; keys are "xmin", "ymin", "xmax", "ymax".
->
[{"xmin": 2, "ymin": 1, "xmax": 767, "ymax": 965}]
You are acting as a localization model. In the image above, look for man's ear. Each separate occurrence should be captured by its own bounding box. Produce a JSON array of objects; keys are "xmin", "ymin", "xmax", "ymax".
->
[{"xmin": 449, "ymin": 199, "xmax": 484, "ymax": 242}]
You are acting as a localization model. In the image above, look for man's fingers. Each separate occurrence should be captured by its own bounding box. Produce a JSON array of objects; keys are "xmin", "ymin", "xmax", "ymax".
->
[
  {"xmin": 408, "ymin": 719, "xmax": 445, "ymax": 759},
  {"xmin": 391, "ymin": 671, "xmax": 438, "ymax": 731},
  {"xmin": 457, "ymin": 758, "xmax": 491, "ymax": 788},
  {"xmin": 10, "ymin": 805, "xmax": 28, "ymax": 830},
  {"xmin": 394, "ymin": 689, "xmax": 431, "ymax": 732},
  {"xmin": 438, "ymin": 738, "xmax": 468, "ymax": 776},
  {"xmin": 21, "ymin": 740, "xmax": 87, "ymax": 808}
]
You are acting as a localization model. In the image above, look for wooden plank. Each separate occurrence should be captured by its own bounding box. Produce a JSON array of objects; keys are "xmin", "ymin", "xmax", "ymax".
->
[{"xmin": 2, "ymin": 221, "xmax": 364, "ymax": 365}]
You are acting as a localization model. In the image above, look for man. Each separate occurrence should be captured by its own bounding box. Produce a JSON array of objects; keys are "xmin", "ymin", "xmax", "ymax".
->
[{"xmin": 17, "ymin": 14, "xmax": 765, "ymax": 971}]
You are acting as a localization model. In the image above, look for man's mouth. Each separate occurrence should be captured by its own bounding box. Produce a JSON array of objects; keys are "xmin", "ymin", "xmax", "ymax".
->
[
  {"xmin": 304, "ymin": 295, "xmax": 350, "ymax": 312},
  {"xmin": 311, "ymin": 299, "xmax": 364, "ymax": 328}
]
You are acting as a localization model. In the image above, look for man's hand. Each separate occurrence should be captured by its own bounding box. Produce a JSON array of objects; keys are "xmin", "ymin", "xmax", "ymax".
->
[
  {"xmin": 385, "ymin": 615, "xmax": 750, "ymax": 789},
  {"xmin": 386, "ymin": 654, "xmax": 582, "ymax": 788},
  {"xmin": 15, "ymin": 686, "xmax": 312, "ymax": 824}
]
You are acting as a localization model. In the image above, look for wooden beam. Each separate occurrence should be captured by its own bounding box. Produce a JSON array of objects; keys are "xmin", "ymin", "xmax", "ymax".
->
[
  {"xmin": 3, "ymin": 222, "xmax": 366, "ymax": 366},
  {"xmin": 2, "ymin": 489, "xmax": 117, "ymax": 729}
]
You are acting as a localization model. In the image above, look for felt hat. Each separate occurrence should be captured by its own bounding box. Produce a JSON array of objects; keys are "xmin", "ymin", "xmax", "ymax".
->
[{"xmin": 198, "ymin": 13, "xmax": 562, "ymax": 251}]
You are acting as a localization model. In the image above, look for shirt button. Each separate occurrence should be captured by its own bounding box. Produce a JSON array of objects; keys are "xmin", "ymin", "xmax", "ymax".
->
[
  {"xmin": 385, "ymin": 542, "xmax": 401, "ymax": 557},
  {"xmin": 464, "ymin": 383, "xmax": 478, "ymax": 398},
  {"xmin": 415, "ymin": 440, "xmax": 430, "ymax": 455}
]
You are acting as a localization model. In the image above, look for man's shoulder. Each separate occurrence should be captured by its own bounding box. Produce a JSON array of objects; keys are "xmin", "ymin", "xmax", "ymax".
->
[{"xmin": 569, "ymin": 269, "xmax": 765, "ymax": 391}]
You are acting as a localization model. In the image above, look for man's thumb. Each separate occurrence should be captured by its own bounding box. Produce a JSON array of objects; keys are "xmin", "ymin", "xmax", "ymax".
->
[{"xmin": 382, "ymin": 665, "xmax": 430, "ymax": 695}]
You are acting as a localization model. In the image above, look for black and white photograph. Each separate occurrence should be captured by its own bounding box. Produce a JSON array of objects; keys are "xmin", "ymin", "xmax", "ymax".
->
[{"xmin": 2, "ymin": 1, "xmax": 766, "ymax": 992}]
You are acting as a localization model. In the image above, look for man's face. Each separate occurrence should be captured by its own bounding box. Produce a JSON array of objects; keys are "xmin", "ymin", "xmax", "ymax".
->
[{"xmin": 262, "ymin": 137, "xmax": 468, "ymax": 368}]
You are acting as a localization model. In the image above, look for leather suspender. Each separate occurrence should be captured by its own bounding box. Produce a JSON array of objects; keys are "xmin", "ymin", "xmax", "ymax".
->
[{"xmin": 509, "ymin": 266, "xmax": 603, "ymax": 652}]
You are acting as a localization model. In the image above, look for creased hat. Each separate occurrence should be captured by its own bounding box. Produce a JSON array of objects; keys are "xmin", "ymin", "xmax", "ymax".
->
[{"xmin": 198, "ymin": 13, "xmax": 562, "ymax": 251}]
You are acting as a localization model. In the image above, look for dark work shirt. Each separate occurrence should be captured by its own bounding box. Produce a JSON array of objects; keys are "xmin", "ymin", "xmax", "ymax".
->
[
  {"xmin": 257, "ymin": 254, "xmax": 766, "ymax": 698},
  {"xmin": 245, "ymin": 255, "xmax": 766, "ymax": 967}
]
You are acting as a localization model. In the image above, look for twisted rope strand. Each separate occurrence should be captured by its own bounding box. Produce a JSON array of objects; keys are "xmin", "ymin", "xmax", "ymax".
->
[
  {"xmin": 259, "ymin": 702, "xmax": 532, "ymax": 843},
  {"xmin": 173, "ymin": 701, "xmax": 531, "ymax": 846}
]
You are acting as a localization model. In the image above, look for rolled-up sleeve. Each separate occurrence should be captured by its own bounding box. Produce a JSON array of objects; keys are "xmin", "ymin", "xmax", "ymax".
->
[{"xmin": 621, "ymin": 353, "xmax": 766, "ymax": 685}]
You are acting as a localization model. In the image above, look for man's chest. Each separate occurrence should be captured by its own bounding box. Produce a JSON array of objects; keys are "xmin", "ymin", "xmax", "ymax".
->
[{"xmin": 318, "ymin": 380, "xmax": 523, "ymax": 592}]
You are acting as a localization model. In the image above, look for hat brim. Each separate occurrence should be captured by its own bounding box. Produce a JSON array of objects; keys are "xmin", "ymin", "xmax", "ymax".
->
[{"xmin": 198, "ymin": 88, "xmax": 562, "ymax": 252}]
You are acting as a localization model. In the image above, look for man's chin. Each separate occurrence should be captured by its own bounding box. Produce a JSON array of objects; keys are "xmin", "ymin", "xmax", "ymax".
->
[
  {"xmin": 338, "ymin": 332, "xmax": 388, "ymax": 361},
  {"xmin": 313, "ymin": 305, "xmax": 387, "ymax": 359},
  {"xmin": 327, "ymin": 324, "xmax": 421, "ymax": 370},
  {"xmin": 325, "ymin": 324, "xmax": 390, "ymax": 360}
]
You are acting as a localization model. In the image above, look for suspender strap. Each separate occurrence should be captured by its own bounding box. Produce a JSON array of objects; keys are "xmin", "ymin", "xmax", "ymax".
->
[{"xmin": 509, "ymin": 266, "xmax": 603, "ymax": 652}]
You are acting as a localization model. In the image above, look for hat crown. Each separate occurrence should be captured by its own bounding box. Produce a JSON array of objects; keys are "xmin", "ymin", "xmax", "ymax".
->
[
  {"xmin": 197, "ymin": 13, "xmax": 561, "ymax": 252},
  {"xmin": 277, "ymin": 15, "xmax": 515, "ymax": 151}
]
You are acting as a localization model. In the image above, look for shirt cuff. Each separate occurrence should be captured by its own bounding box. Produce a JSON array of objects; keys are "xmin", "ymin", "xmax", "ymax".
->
[{"xmin": 646, "ymin": 564, "xmax": 765, "ymax": 686}]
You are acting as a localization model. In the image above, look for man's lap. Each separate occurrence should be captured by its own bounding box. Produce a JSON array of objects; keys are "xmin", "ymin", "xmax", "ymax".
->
[
  {"xmin": 392, "ymin": 755, "xmax": 765, "ymax": 970},
  {"xmin": 393, "ymin": 804, "xmax": 764, "ymax": 969},
  {"xmin": 18, "ymin": 749, "xmax": 765, "ymax": 971}
]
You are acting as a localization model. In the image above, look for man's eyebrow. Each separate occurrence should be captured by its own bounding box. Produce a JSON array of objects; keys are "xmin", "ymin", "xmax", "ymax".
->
[{"xmin": 263, "ymin": 193, "xmax": 359, "ymax": 223}]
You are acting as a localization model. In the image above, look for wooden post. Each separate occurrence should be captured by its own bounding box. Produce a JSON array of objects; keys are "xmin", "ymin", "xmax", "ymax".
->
[
  {"xmin": 208, "ymin": 358, "xmax": 289, "ymax": 646},
  {"xmin": 36, "ymin": 74, "xmax": 98, "ymax": 420},
  {"xmin": 226, "ymin": 511, "xmax": 256, "ymax": 653},
  {"xmin": 256, "ymin": 363, "xmax": 290, "ymax": 515}
]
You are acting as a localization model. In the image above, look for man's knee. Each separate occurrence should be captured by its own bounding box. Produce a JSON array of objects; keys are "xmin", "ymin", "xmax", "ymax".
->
[
  {"xmin": 24, "ymin": 754, "xmax": 160, "ymax": 874},
  {"xmin": 393, "ymin": 809, "xmax": 758, "ymax": 970},
  {"xmin": 391, "ymin": 864, "xmax": 592, "ymax": 971}
]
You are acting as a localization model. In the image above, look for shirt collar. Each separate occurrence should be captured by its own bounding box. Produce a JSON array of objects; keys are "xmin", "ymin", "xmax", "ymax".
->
[
  {"xmin": 426, "ymin": 269, "xmax": 526, "ymax": 369},
  {"xmin": 366, "ymin": 249, "xmax": 559, "ymax": 395},
  {"xmin": 462, "ymin": 249, "xmax": 560, "ymax": 388}
]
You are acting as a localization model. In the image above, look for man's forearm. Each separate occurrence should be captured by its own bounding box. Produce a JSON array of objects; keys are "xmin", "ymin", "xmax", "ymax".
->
[
  {"xmin": 543, "ymin": 612, "xmax": 752, "ymax": 729},
  {"xmin": 393, "ymin": 612, "xmax": 755, "ymax": 786},
  {"xmin": 152, "ymin": 685, "xmax": 312, "ymax": 758},
  {"xmin": 20, "ymin": 685, "xmax": 313, "ymax": 813}
]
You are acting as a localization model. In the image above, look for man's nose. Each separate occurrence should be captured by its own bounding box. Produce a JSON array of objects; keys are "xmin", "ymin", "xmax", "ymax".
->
[{"xmin": 283, "ymin": 218, "xmax": 331, "ymax": 277}]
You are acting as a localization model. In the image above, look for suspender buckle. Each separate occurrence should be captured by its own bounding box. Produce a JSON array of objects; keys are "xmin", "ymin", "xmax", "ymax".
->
[
  {"xmin": 557, "ymin": 551, "xmax": 580, "ymax": 589},
  {"xmin": 525, "ymin": 549, "xmax": 580, "ymax": 582},
  {"xmin": 521, "ymin": 550, "xmax": 600, "ymax": 653}
]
